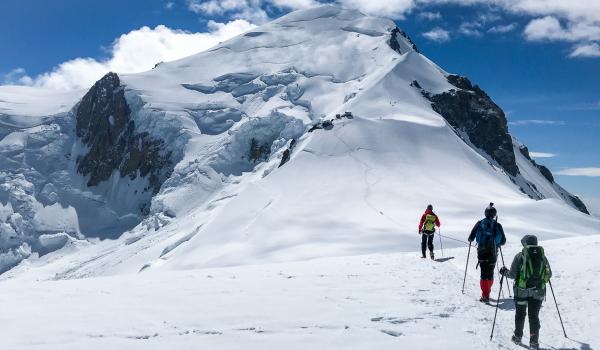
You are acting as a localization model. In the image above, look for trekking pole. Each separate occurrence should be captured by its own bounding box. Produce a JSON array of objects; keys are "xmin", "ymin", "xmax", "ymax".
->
[
  {"xmin": 549, "ymin": 279, "xmax": 567, "ymax": 338},
  {"xmin": 438, "ymin": 228, "xmax": 444, "ymax": 257},
  {"xmin": 490, "ymin": 273, "xmax": 505, "ymax": 341},
  {"xmin": 495, "ymin": 260, "xmax": 505, "ymax": 299},
  {"xmin": 462, "ymin": 242, "xmax": 471, "ymax": 294},
  {"xmin": 499, "ymin": 246, "xmax": 512, "ymax": 297}
]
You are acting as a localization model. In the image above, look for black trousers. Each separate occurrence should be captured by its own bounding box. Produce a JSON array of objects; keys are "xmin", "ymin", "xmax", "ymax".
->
[
  {"xmin": 515, "ymin": 297, "xmax": 543, "ymax": 343},
  {"xmin": 480, "ymin": 262, "xmax": 495, "ymax": 280},
  {"xmin": 421, "ymin": 232, "xmax": 434, "ymax": 255}
]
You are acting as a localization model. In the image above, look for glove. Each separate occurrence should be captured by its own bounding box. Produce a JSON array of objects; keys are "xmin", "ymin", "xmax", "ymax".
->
[
  {"xmin": 418, "ymin": 230, "xmax": 423, "ymax": 235},
  {"xmin": 499, "ymin": 266, "xmax": 509, "ymax": 277},
  {"xmin": 468, "ymin": 238, "xmax": 473, "ymax": 243}
]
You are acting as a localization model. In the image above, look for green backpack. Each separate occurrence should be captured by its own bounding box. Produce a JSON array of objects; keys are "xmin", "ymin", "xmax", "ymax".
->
[
  {"xmin": 423, "ymin": 214, "xmax": 437, "ymax": 232},
  {"xmin": 517, "ymin": 245, "xmax": 550, "ymax": 290}
]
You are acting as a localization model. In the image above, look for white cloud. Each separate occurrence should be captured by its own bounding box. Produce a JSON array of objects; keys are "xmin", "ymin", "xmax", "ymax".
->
[
  {"xmin": 476, "ymin": 12, "xmax": 502, "ymax": 23},
  {"xmin": 493, "ymin": 0, "xmax": 600, "ymax": 23},
  {"xmin": 5, "ymin": 21, "xmax": 256, "ymax": 90},
  {"xmin": 418, "ymin": 11, "xmax": 442, "ymax": 21},
  {"xmin": 422, "ymin": 27, "xmax": 450, "ymax": 42},
  {"xmin": 458, "ymin": 21, "xmax": 482, "ymax": 37},
  {"xmin": 187, "ymin": 0, "xmax": 269, "ymax": 23},
  {"xmin": 529, "ymin": 152, "xmax": 557, "ymax": 158},
  {"xmin": 164, "ymin": 1, "xmax": 175, "ymax": 10},
  {"xmin": 508, "ymin": 119, "xmax": 565, "ymax": 126},
  {"xmin": 488, "ymin": 23, "xmax": 517, "ymax": 33},
  {"xmin": 554, "ymin": 167, "xmax": 600, "ymax": 177},
  {"xmin": 271, "ymin": 0, "xmax": 320, "ymax": 9},
  {"xmin": 337, "ymin": 0, "xmax": 416, "ymax": 19},
  {"xmin": 569, "ymin": 42, "xmax": 600, "ymax": 58},
  {"xmin": 524, "ymin": 16, "xmax": 600, "ymax": 42},
  {"xmin": 3, "ymin": 68, "xmax": 34, "ymax": 85}
]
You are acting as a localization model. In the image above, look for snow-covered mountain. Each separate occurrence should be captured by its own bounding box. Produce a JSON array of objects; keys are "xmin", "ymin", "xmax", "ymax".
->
[{"xmin": 0, "ymin": 5, "xmax": 597, "ymax": 277}]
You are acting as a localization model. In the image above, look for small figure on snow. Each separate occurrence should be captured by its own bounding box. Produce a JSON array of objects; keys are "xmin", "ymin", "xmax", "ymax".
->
[
  {"xmin": 468, "ymin": 203, "xmax": 506, "ymax": 302},
  {"xmin": 500, "ymin": 235, "xmax": 552, "ymax": 350},
  {"xmin": 418, "ymin": 204, "xmax": 441, "ymax": 259}
]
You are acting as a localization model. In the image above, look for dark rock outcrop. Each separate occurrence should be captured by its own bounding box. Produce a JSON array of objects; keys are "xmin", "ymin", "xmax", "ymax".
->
[
  {"xmin": 76, "ymin": 72, "xmax": 173, "ymax": 195},
  {"xmin": 278, "ymin": 139, "xmax": 297, "ymax": 168},
  {"xmin": 518, "ymin": 144, "xmax": 532, "ymax": 161},
  {"xmin": 518, "ymin": 145, "xmax": 589, "ymax": 213},
  {"xmin": 518, "ymin": 145, "xmax": 554, "ymax": 182},
  {"xmin": 536, "ymin": 164, "xmax": 554, "ymax": 183},
  {"xmin": 389, "ymin": 27, "xmax": 420, "ymax": 54},
  {"xmin": 424, "ymin": 75, "xmax": 518, "ymax": 176},
  {"xmin": 569, "ymin": 195, "xmax": 590, "ymax": 215}
]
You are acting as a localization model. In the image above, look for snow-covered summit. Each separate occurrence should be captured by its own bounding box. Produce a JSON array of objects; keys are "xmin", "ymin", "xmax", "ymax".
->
[{"xmin": 0, "ymin": 5, "xmax": 596, "ymax": 277}]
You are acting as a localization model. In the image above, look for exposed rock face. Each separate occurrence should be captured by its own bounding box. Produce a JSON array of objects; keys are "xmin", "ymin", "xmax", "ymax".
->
[
  {"xmin": 389, "ymin": 27, "xmax": 420, "ymax": 54},
  {"xmin": 418, "ymin": 76, "xmax": 589, "ymax": 214},
  {"xmin": 518, "ymin": 146, "xmax": 589, "ymax": 214},
  {"xmin": 75, "ymin": 72, "xmax": 173, "ymax": 195},
  {"xmin": 569, "ymin": 195, "xmax": 590, "ymax": 215},
  {"xmin": 278, "ymin": 139, "xmax": 297, "ymax": 168},
  {"xmin": 425, "ymin": 75, "xmax": 518, "ymax": 176}
]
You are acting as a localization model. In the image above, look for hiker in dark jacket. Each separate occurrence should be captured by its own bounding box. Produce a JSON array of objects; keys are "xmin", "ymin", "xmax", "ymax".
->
[
  {"xmin": 418, "ymin": 204, "xmax": 441, "ymax": 259},
  {"xmin": 500, "ymin": 235, "xmax": 552, "ymax": 350},
  {"xmin": 467, "ymin": 203, "xmax": 506, "ymax": 302}
]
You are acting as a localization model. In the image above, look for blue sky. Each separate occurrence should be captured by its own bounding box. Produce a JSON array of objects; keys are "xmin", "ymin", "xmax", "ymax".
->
[{"xmin": 1, "ymin": 0, "xmax": 598, "ymax": 212}]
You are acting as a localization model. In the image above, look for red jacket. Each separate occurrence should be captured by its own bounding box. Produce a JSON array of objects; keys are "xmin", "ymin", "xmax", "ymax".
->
[{"xmin": 419, "ymin": 209, "xmax": 441, "ymax": 232}]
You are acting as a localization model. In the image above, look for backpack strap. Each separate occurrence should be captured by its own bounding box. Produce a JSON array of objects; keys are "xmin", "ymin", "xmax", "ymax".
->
[{"xmin": 518, "ymin": 248, "xmax": 529, "ymax": 289}]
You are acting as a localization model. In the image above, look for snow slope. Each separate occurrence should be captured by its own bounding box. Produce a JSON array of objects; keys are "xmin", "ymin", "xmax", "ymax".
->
[
  {"xmin": 0, "ymin": 5, "xmax": 598, "ymax": 277},
  {"xmin": 1, "ymin": 235, "xmax": 597, "ymax": 349}
]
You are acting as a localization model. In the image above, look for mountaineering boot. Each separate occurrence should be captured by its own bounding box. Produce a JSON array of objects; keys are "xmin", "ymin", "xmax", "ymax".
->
[
  {"xmin": 429, "ymin": 250, "xmax": 435, "ymax": 260},
  {"xmin": 511, "ymin": 334, "xmax": 521, "ymax": 345},
  {"xmin": 421, "ymin": 255, "xmax": 426, "ymax": 259},
  {"xmin": 529, "ymin": 341, "xmax": 539, "ymax": 350}
]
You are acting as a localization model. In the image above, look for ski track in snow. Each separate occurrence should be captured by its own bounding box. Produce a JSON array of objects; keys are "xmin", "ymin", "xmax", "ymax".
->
[{"xmin": 0, "ymin": 236, "xmax": 597, "ymax": 350}]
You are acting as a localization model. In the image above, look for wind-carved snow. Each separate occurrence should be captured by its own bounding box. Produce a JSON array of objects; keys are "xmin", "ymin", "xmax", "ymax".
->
[{"xmin": 0, "ymin": 5, "xmax": 597, "ymax": 279}]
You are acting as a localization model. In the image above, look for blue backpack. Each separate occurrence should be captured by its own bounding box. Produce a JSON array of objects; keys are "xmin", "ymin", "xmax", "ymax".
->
[
  {"xmin": 476, "ymin": 218, "xmax": 501, "ymax": 246},
  {"xmin": 476, "ymin": 218, "xmax": 501, "ymax": 262}
]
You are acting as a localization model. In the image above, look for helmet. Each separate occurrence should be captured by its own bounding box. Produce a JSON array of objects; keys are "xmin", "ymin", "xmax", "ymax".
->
[
  {"xmin": 521, "ymin": 235, "xmax": 538, "ymax": 246},
  {"xmin": 427, "ymin": 204, "xmax": 433, "ymax": 211},
  {"xmin": 484, "ymin": 202, "xmax": 497, "ymax": 219}
]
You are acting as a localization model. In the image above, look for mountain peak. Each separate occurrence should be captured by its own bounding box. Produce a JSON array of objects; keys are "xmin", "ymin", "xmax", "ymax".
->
[{"xmin": 0, "ymin": 5, "xmax": 595, "ymax": 275}]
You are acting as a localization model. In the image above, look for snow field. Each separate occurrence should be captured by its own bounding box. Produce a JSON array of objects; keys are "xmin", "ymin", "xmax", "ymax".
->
[{"xmin": 0, "ymin": 235, "xmax": 596, "ymax": 349}]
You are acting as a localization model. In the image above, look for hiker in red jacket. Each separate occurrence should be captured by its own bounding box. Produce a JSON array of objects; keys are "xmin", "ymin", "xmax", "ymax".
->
[{"xmin": 418, "ymin": 204, "xmax": 441, "ymax": 259}]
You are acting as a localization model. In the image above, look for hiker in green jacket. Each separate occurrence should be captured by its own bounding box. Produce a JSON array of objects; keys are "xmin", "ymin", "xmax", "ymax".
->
[{"xmin": 500, "ymin": 235, "xmax": 552, "ymax": 350}]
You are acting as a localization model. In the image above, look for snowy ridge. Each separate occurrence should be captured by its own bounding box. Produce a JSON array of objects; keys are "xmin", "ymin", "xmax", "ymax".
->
[{"xmin": 0, "ymin": 5, "xmax": 598, "ymax": 277}]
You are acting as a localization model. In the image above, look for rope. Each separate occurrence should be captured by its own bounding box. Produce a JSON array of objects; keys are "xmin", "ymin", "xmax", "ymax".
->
[{"xmin": 438, "ymin": 233, "xmax": 471, "ymax": 246}]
